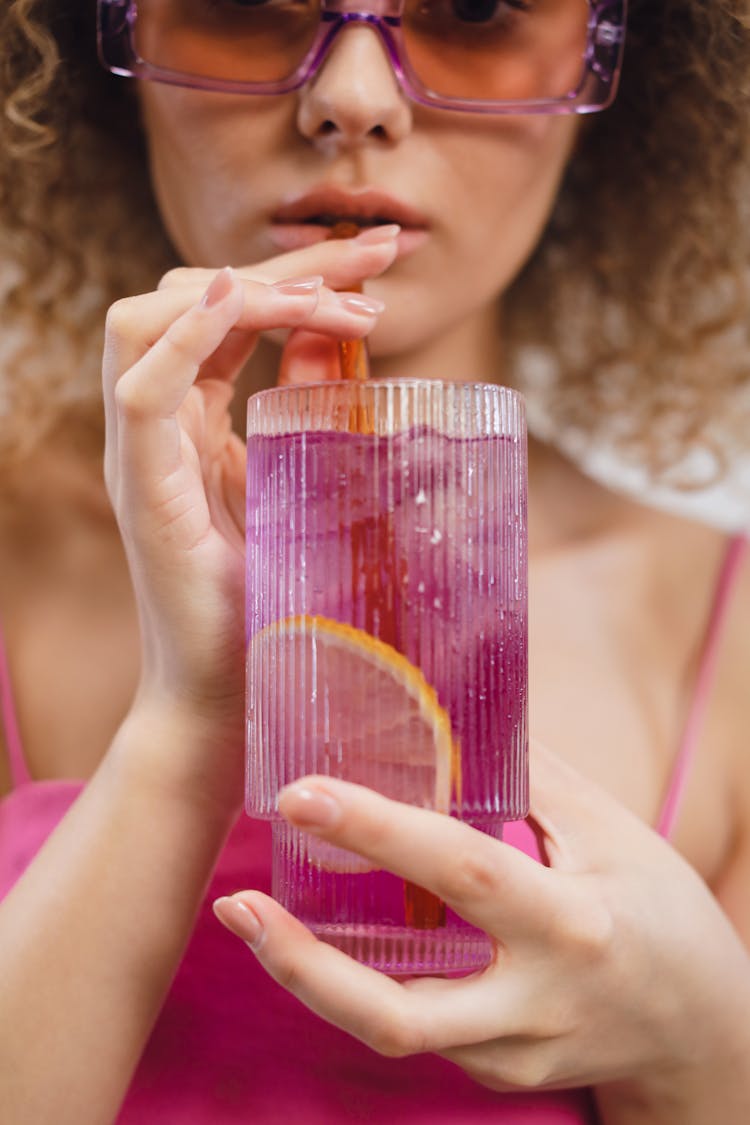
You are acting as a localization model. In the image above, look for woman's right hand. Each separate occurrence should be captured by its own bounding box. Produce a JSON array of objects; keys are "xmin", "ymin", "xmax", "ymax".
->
[
  {"xmin": 101, "ymin": 227, "xmax": 398, "ymax": 813},
  {"xmin": 0, "ymin": 238, "xmax": 403, "ymax": 1125}
]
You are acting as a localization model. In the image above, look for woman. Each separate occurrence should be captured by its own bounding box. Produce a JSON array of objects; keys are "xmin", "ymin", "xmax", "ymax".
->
[{"xmin": 1, "ymin": 1, "xmax": 749, "ymax": 1122}]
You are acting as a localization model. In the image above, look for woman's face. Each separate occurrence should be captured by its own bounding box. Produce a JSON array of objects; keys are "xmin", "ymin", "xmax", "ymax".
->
[{"xmin": 138, "ymin": 24, "xmax": 579, "ymax": 362}]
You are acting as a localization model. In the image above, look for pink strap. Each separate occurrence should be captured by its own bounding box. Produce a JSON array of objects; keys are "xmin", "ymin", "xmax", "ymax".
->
[
  {"xmin": 656, "ymin": 535, "xmax": 748, "ymax": 839},
  {"xmin": 0, "ymin": 620, "xmax": 32, "ymax": 788}
]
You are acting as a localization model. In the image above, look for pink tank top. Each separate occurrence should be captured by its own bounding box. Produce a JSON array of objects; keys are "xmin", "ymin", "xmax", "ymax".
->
[{"xmin": 1, "ymin": 535, "xmax": 746, "ymax": 1124}]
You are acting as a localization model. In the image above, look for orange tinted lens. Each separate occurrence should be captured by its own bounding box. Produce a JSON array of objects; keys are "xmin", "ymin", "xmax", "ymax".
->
[
  {"xmin": 134, "ymin": 0, "xmax": 320, "ymax": 84},
  {"xmin": 402, "ymin": 0, "xmax": 590, "ymax": 102}
]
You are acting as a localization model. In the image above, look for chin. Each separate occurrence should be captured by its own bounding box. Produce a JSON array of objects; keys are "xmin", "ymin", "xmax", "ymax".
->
[{"xmin": 366, "ymin": 300, "xmax": 457, "ymax": 359}]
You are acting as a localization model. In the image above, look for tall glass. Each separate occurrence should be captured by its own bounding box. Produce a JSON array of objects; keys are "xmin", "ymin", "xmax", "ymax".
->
[{"xmin": 246, "ymin": 381, "xmax": 528, "ymax": 975}]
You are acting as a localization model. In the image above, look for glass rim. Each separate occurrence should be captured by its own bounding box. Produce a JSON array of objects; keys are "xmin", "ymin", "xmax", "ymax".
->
[
  {"xmin": 246, "ymin": 380, "xmax": 528, "ymax": 439},
  {"xmin": 247, "ymin": 378, "xmax": 527, "ymax": 402},
  {"xmin": 97, "ymin": 0, "xmax": 628, "ymax": 117}
]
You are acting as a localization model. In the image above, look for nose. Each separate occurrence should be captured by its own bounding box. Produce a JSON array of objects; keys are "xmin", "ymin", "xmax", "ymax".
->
[{"xmin": 297, "ymin": 23, "xmax": 413, "ymax": 151}]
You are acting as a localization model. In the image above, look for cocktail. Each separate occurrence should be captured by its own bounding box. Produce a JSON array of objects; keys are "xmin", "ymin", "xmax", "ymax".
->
[{"xmin": 246, "ymin": 380, "xmax": 527, "ymax": 975}]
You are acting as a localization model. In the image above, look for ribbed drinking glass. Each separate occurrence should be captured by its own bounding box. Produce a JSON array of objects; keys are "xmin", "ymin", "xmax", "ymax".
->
[{"xmin": 246, "ymin": 380, "xmax": 528, "ymax": 975}]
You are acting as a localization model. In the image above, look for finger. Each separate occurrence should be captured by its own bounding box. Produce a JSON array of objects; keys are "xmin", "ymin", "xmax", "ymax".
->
[
  {"xmin": 103, "ymin": 273, "xmax": 314, "ymax": 483},
  {"xmin": 109, "ymin": 268, "xmax": 249, "ymax": 502},
  {"xmin": 212, "ymin": 892, "xmax": 527, "ymax": 1053},
  {"xmin": 103, "ymin": 277, "xmax": 381, "ymax": 487},
  {"xmin": 213, "ymin": 892, "xmax": 417, "ymax": 1053},
  {"xmin": 197, "ymin": 324, "xmax": 260, "ymax": 388},
  {"xmin": 157, "ymin": 227, "xmax": 400, "ymax": 293},
  {"xmin": 278, "ymin": 329, "xmax": 342, "ymax": 386},
  {"xmin": 104, "ymin": 277, "xmax": 374, "ymax": 401},
  {"xmin": 111, "ymin": 270, "xmax": 318, "ymax": 501},
  {"xmin": 277, "ymin": 778, "xmax": 560, "ymax": 937},
  {"xmin": 219, "ymin": 432, "xmax": 248, "ymax": 536},
  {"xmin": 167, "ymin": 325, "xmax": 260, "ymax": 453},
  {"xmin": 117, "ymin": 285, "xmax": 381, "ymax": 420}
]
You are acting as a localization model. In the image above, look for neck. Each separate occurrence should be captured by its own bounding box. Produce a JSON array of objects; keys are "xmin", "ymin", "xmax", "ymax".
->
[
  {"xmin": 232, "ymin": 297, "xmax": 507, "ymax": 433},
  {"xmin": 370, "ymin": 300, "xmax": 506, "ymax": 385},
  {"xmin": 223, "ymin": 306, "xmax": 635, "ymax": 552},
  {"xmin": 527, "ymin": 436, "xmax": 646, "ymax": 553}
]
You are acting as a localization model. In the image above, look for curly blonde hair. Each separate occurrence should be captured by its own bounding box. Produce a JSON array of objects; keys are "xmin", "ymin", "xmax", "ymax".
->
[
  {"xmin": 0, "ymin": 1, "xmax": 174, "ymax": 482},
  {"xmin": 1, "ymin": 0, "xmax": 749, "ymax": 486}
]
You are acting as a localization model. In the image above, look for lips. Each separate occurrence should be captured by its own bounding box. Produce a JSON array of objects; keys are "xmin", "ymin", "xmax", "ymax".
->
[{"xmin": 272, "ymin": 186, "xmax": 430, "ymax": 232}]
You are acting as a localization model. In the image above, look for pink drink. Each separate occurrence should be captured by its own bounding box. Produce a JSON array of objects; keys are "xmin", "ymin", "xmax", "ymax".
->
[{"xmin": 246, "ymin": 382, "xmax": 527, "ymax": 974}]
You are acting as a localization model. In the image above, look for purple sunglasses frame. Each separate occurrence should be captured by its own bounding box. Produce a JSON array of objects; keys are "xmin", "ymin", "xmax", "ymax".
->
[{"xmin": 97, "ymin": 0, "xmax": 627, "ymax": 116}]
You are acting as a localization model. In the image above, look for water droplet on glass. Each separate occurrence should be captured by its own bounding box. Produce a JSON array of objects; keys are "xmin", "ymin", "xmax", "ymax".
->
[
  {"xmin": 415, "ymin": 488, "xmax": 427, "ymax": 506},
  {"xmin": 430, "ymin": 529, "xmax": 443, "ymax": 545}
]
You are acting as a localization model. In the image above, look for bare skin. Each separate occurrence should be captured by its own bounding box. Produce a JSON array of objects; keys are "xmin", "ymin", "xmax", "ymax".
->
[
  {"xmin": 0, "ymin": 435, "xmax": 743, "ymax": 882},
  {"xmin": 0, "ymin": 19, "xmax": 749, "ymax": 1125},
  {"xmin": 1, "ymin": 336, "xmax": 749, "ymax": 1123}
]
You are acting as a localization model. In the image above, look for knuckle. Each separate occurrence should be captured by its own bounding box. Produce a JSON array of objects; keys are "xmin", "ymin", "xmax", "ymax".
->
[
  {"xmin": 164, "ymin": 321, "xmax": 200, "ymax": 364},
  {"xmin": 105, "ymin": 298, "xmax": 134, "ymax": 338},
  {"xmin": 367, "ymin": 1009, "xmax": 426, "ymax": 1059},
  {"xmin": 500, "ymin": 1047, "xmax": 555, "ymax": 1091},
  {"xmin": 341, "ymin": 801, "xmax": 396, "ymax": 858},
  {"xmin": 553, "ymin": 897, "xmax": 615, "ymax": 961},
  {"xmin": 444, "ymin": 844, "xmax": 502, "ymax": 904},
  {"xmin": 519, "ymin": 996, "xmax": 573, "ymax": 1041},
  {"xmin": 113, "ymin": 374, "xmax": 149, "ymax": 421},
  {"xmin": 272, "ymin": 957, "xmax": 304, "ymax": 996},
  {"xmin": 158, "ymin": 267, "xmax": 193, "ymax": 289}
]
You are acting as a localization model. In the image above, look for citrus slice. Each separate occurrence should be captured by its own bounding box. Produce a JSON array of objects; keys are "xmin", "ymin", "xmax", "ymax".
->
[{"xmin": 249, "ymin": 614, "xmax": 461, "ymax": 871}]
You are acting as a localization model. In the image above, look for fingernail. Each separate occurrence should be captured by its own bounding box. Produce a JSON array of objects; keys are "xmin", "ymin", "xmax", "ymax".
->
[
  {"xmin": 355, "ymin": 224, "xmax": 401, "ymax": 245},
  {"xmin": 272, "ymin": 275, "xmax": 324, "ymax": 296},
  {"xmin": 336, "ymin": 293, "xmax": 386, "ymax": 316},
  {"xmin": 278, "ymin": 783, "xmax": 341, "ymax": 829},
  {"xmin": 200, "ymin": 266, "xmax": 235, "ymax": 308},
  {"xmin": 213, "ymin": 896, "xmax": 263, "ymax": 949}
]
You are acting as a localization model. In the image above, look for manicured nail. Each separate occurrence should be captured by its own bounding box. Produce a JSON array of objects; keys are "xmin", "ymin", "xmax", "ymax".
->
[
  {"xmin": 336, "ymin": 293, "xmax": 386, "ymax": 316},
  {"xmin": 272, "ymin": 275, "xmax": 324, "ymax": 296},
  {"xmin": 278, "ymin": 783, "xmax": 341, "ymax": 829},
  {"xmin": 213, "ymin": 896, "xmax": 263, "ymax": 949},
  {"xmin": 200, "ymin": 266, "xmax": 235, "ymax": 308},
  {"xmin": 355, "ymin": 224, "xmax": 401, "ymax": 245}
]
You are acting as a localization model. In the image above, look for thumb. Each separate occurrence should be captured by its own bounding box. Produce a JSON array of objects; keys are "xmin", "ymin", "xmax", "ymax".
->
[{"xmin": 278, "ymin": 328, "xmax": 342, "ymax": 386}]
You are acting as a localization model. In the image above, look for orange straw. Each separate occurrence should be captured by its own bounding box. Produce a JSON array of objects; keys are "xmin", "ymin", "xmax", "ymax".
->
[
  {"xmin": 327, "ymin": 221, "xmax": 371, "ymax": 383},
  {"xmin": 327, "ymin": 222, "xmax": 447, "ymax": 931}
]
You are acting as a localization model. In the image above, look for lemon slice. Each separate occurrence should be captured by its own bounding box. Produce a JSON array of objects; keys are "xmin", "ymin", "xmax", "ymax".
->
[{"xmin": 249, "ymin": 614, "xmax": 461, "ymax": 871}]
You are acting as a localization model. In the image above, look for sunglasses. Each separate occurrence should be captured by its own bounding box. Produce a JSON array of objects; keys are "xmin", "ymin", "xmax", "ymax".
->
[{"xmin": 97, "ymin": 0, "xmax": 626, "ymax": 116}]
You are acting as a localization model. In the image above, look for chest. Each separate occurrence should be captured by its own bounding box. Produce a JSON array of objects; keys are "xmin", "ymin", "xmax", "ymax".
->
[
  {"xmin": 0, "ymin": 536, "xmax": 732, "ymax": 880},
  {"xmin": 528, "ymin": 548, "xmax": 731, "ymax": 880},
  {"xmin": 0, "ymin": 540, "xmax": 140, "ymax": 785}
]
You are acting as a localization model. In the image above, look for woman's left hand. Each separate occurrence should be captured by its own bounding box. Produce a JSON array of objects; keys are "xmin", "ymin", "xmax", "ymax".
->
[{"xmin": 213, "ymin": 742, "xmax": 750, "ymax": 1121}]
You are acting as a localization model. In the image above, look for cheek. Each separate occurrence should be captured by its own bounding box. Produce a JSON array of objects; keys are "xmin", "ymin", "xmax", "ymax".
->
[
  {"xmin": 138, "ymin": 88, "xmax": 293, "ymax": 266},
  {"xmin": 458, "ymin": 117, "xmax": 578, "ymax": 278},
  {"xmin": 365, "ymin": 117, "xmax": 578, "ymax": 353},
  {"xmin": 397, "ymin": 116, "xmax": 577, "ymax": 314},
  {"xmin": 140, "ymin": 92, "xmax": 227, "ymax": 263}
]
